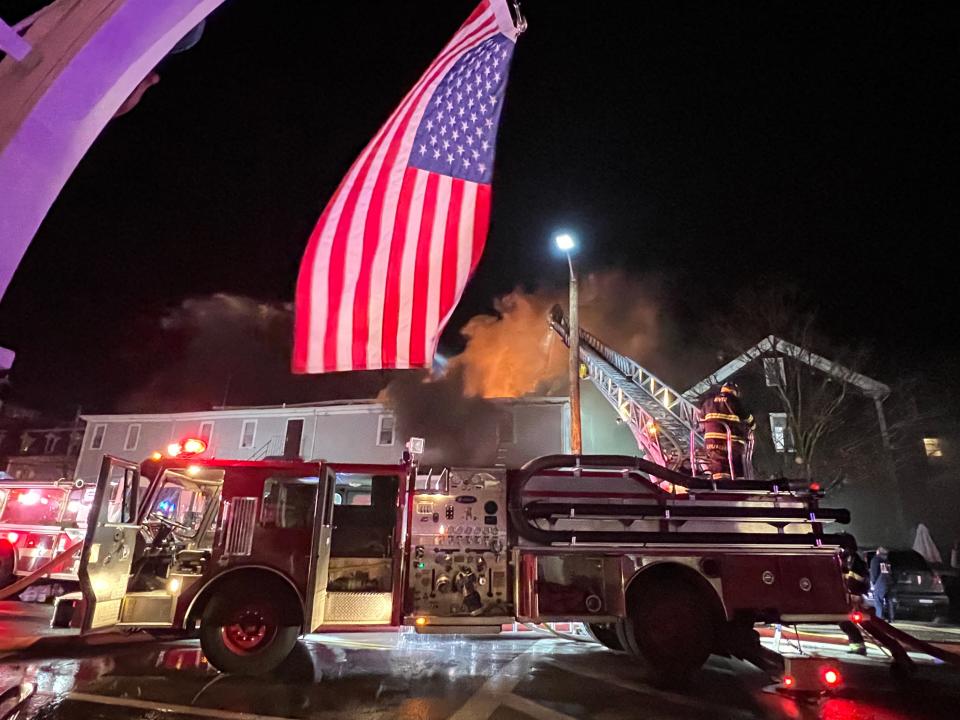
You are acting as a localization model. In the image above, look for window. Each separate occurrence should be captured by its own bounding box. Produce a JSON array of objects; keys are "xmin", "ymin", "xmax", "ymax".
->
[
  {"xmin": 198, "ymin": 421, "xmax": 214, "ymax": 444},
  {"xmin": 376, "ymin": 415, "xmax": 395, "ymax": 446},
  {"xmin": 763, "ymin": 357, "xmax": 786, "ymax": 387},
  {"xmin": 0, "ymin": 487, "xmax": 68, "ymax": 525},
  {"xmin": 124, "ymin": 424, "xmax": 141, "ymax": 451},
  {"xmin": 146, "ymin": 469, "xmax": 222, "ymax": 538},
  {"xmin": 90, "ymin": 423, "xmax": 106, "ymax": 450},
  {"xmin": 923, "ymin": 437, "xmax": 943, "ymax": 458},
  {"xmin": 497, "ymin": 410, "xmax": 516, "ymax": 445},
  {"xmin": 240, "ymin": 420, "xmax": 257, "ymax": 449},
  {"xmin": 769, "ymin": 413, "xmax": 795, "ymax": 453},
  {"xmin": 260, "ymin": 477, "xmax": 318, "ymax": 529}
]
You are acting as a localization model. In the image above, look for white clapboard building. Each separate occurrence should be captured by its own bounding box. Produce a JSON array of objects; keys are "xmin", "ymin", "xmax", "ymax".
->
[{"xmin": 75, "ymin": 386, "xmax": 638, "ymax": 485}]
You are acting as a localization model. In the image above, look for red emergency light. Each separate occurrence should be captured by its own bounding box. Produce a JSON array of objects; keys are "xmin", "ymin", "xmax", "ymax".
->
[
  {"xmin": 16, "ymin": 490, "xmax": 40, "ymax": 505},
  {"xmin": 165, "ymin": 437, "xmax": 207, "ymax": 458},
  {"xmin": 5, "ymin": 531, "xmax": 19, "ymax": 544},
  {"xmin": 821, "ymin": 668, "xmax": 842, "ymax": 688},
  {"xmin": 779, "ymin": 657, "xmax": 844, "ymax": 694},
  {"xmin": 850, "ymin": 611, "xmax": 864, "ymax": 624}
]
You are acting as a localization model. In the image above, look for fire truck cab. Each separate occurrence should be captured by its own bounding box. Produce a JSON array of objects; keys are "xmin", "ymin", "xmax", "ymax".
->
[{"xmin": 68, "ymin": 450, "xmax": 853, "ymax": 680}]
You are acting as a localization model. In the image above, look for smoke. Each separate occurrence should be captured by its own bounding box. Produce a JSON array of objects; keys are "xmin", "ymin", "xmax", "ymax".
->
[
  {"xmin": 381, "ymin": 368, "xmax": 502, "ymax": 466},
  {"xmin": 120, "ymin": 294, "xmax": 390, "ymax": 412},
  {"xmin": 380, "ymin": 269, "xmax": 696, "ymax": 463},
  {"xmin": 448, "ymin": 270, "xmax": 666, "ymax": 398}
]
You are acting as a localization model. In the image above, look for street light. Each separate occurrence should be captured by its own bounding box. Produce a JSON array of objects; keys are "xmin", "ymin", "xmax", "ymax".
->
[{"xmin": 555, "ymin": 233, "xmax": 582, "ymax": 455}]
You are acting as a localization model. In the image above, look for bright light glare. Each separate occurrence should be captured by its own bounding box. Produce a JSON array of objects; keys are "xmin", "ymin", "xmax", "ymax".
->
[
  {"xmin": 181, "ymin": 438, "xmax": 207, "ymax": 455},
  {"xmin": 167, "ymin": 442, "xmax": 183, "ymax": 457},
  {"xmin": 555, "ymin": 233, "xmax": 575, "ymax": 251},
  {"xmin": 17, "ymin": 491, "xmax": 40, "ymax": 506},
  {"xmin": 822, "ymin": 668, "xmax": 841, "ymax": 686},
  {"xmin": 187, "ymin": 465, "xmax": 201, "ymax": 476}
]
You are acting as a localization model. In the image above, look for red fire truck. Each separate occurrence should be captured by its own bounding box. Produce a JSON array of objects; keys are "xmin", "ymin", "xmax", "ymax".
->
[
  {"xmin": 58, "ymin": 442, "xmax": 858, "ymax": 681},
  {"xmin": 0, "ymin": 477, "xmax": 91, "ymax": 594}
]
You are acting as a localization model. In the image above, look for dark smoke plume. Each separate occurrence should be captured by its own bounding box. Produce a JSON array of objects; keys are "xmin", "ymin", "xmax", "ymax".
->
[
  {"xmin": 381, "ymin": 368, "xmax": 502, "ymax": 466},
  {"xmin": 120, "ymin": 294, "xmax": 391, "ymax": 411}
]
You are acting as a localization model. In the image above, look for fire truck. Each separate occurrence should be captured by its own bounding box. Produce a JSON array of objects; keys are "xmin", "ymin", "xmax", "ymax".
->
[
  {"xmin": 58, "ymin": 442, "xmax": 856, "ymax": 681},
  {"xmin": 0, "ymin": 476, "xmax": 91, "ymax": 594}
]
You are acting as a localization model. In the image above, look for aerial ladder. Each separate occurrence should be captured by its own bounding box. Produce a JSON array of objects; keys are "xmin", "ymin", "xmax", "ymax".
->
[
  {"xmin": 548, "ymin": 305, "xmax": 702, "ymax": 471},
  {"xmin": 549, "ymin": 305, "xmax": 754, "ymax": 479}
]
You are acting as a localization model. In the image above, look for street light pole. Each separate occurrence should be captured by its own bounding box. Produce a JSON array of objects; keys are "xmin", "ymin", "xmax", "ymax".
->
[
  {"xmin": 567, "ymin": 253, "xmax": 582, "ymax": 454},
  {"xmin": 555, "ymin": 233, "xmax": 582, "ymax": 455}
]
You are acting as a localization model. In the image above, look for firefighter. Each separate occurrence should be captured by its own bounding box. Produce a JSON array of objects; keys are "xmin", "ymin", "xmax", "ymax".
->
[
  {"xmin": 699, "ymin": 382, "xmax": 755, "ymax": 480},
  {"xmin": 870, "ymin": 546, "xmax": 894, "ymax": 621},
  {"xmin": 838, "ymin": 535, "xmax": 868, "ymax": 654}
]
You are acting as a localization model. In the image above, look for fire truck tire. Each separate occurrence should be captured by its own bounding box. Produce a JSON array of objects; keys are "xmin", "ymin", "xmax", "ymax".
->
[
  {"xmin": 0, "ymin": 541, "xmax": 15, "ymax": 588},
  {"xmin": 199, "ymin": 589, "xmax": 300, "ymax": 675},
  {"xmin": 622, "ymin": 575, "xmax": 716, "ymax": 684},
  {"xmin": 586, "ymin": 622, "xmax": 625, "ymax": 652}
]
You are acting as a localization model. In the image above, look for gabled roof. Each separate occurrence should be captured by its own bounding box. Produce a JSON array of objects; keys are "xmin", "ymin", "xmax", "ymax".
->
[{"xmin": 683, "ymin": 335, "xmax": 890, "ymax": 401}]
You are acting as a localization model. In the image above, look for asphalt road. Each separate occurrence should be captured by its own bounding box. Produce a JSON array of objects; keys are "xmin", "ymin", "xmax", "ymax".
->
[{"xmin": 2, "ymin": 627, "xmax": 960, "ymax": 720}]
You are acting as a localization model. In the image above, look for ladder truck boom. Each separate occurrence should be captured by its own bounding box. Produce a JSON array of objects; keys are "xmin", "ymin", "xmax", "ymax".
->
[{"xmin": 549, "ymin": 305, "xmax": 702, "ymax": 469}]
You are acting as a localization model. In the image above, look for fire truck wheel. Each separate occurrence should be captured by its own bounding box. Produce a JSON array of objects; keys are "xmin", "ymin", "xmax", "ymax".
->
[
  {"xmin": 586, "ymin": 622, "xmax": 625, "ymax": 652},
  {"xmin": 0, "ymin": 541, "xmax": 15, "ymax": 588},
  {"xmin": 200, "ymin": 591, "xmax": 300, "ymax": 675},
  {"xmin": 623, "ymin": 576, "xmax": 716, "ymax": 684}
]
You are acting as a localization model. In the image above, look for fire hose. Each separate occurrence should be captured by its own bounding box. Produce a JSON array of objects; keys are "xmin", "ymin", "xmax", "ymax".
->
[{"xmin": 0, "ymin": 542, "xmax": 82, "ymax": 601}]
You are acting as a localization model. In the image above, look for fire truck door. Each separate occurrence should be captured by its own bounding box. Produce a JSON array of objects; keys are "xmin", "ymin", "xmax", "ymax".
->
[
  {"xmin": 77, "ymin": 456, "xmax": 142, "ymax": 632},
  {"xmin": 304, "ymin": 466, "xmax": 335, "ymax": 632}
]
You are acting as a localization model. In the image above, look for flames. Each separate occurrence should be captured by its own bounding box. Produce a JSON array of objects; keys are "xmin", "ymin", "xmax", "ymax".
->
[{"xmin": 448, "ymin": 270, "xmax": 663, "ymax": 398}]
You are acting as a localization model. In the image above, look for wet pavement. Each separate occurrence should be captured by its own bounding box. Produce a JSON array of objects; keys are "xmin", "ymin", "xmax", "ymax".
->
[{"xmin": 1, "ymin": 628, "xmax": 960, "ymax": 720}]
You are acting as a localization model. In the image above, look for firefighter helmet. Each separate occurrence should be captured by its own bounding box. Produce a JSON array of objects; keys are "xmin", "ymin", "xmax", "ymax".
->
[{"xmin": 720, "ymin": 382, "xmax": 740, "ymax": 397}]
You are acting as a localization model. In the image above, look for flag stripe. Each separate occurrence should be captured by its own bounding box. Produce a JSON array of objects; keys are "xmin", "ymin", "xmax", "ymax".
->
[
  {"xmin": 379, "ymin": 166, "xmax": 418, "ymax": 368},
  {"xmin": 421, "ymin": 175, "xmax": 453, "ymax": 364},
  {"xmin": 395, "ymin": 168, "xmax": 429, "ymax": 367},
  {"xmin": 471, "ymin": 183, "xmax": 492, "ymax": 272},
  {"xmin": 408, "ymin": 172, "xmax": 440, "ymax": 366},
  {"xmin": 438, "ymin": 178, "xmax": 465, "ymax": 324}
]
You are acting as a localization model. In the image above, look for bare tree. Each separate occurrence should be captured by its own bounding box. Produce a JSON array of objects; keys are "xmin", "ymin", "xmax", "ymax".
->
[{"xmin": 712, "ymin": 286, "xmax": 875, "ymax": 482}]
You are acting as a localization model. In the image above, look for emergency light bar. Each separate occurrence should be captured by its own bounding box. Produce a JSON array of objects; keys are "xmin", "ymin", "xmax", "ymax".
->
[{"xmin": 163, "ymin": 437, "xmax": 208, "ymax": 458}]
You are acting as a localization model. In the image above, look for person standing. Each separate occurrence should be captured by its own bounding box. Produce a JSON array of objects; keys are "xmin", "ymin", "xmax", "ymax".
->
[
  {"xmin": 839, "ymin": 536, "xmax": 868, "ymax": 654},
  {"xmin": 699, "ymin": 382, "xmax": 756, "ymax": 480},
  {"xmin": 870, "ymin": 546, "xmax": 894, "ymax": 622}
]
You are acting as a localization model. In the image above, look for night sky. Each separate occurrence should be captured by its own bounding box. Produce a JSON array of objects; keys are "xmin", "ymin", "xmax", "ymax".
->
[{"xmin": 1, "ymin": 1, "xmax": 957, "ymax": 414}]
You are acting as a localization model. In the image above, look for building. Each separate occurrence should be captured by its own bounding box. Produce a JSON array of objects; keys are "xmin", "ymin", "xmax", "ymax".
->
[
  {"xmin": 75, "ymin": 387, "xmax": 640, "ymax": 486},
  {"xmin": 4, "ymin": 424, "xmax": 83, "ymax": 483}
]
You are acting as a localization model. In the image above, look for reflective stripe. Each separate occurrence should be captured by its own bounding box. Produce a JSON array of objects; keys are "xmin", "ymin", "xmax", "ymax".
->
[
  {"xmin": 703, "ymin": 413, "xmax": 741, "ymax": 422},
  {"xmin": 705, "ymin": 433, "xmax": 746, "ymax": 444}
]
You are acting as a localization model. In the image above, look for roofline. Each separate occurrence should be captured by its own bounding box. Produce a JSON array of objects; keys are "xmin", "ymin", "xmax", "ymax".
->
[
  {"xmin": 683, "ymin": 335, "xmax": 890, "ymax": 401},
  {"xmin": 79, "ymin": 396, "xmax": 568, "ymax": 423}
]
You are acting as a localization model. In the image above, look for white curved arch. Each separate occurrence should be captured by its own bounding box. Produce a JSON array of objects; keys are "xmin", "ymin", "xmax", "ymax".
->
[{"xmin": 0, "ymin": 0, "xmax": 227, "ymax": 302}]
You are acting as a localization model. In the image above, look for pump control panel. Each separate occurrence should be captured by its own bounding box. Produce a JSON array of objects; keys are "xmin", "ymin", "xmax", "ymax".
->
[{"xmin": 408, "ymin": 468, "xmax": 509, "ymax": 620}]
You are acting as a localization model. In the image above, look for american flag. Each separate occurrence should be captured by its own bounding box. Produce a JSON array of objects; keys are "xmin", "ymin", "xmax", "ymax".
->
[{"xmin": 293, "ymin": 0, "xmax": 522, "ymax": 374}]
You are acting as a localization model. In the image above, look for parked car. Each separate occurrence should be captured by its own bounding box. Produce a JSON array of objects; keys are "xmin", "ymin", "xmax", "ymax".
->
[{"xmin": 865, "ymin": 549, "xmax": 950, "ymax": 621}]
